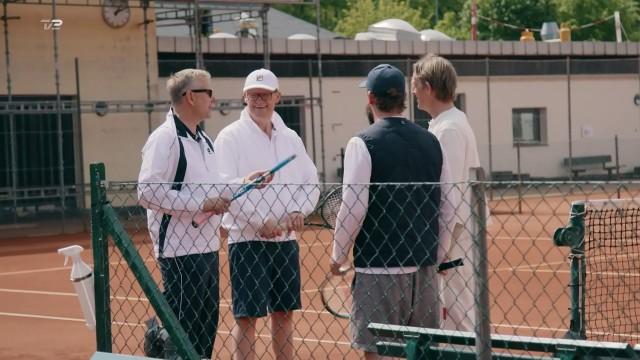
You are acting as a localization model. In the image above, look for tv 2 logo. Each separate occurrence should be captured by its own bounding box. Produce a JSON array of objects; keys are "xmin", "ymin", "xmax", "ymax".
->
[{"xmin": 41, "ymin": 19, "xmax": 63, "ymax": 30}]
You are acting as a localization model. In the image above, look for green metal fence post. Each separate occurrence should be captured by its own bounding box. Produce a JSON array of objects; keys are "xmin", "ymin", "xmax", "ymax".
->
[
  {"xmin": 553, "ymin": 201, "xmax": 586, "ymax": 340},
  {"xmin": 90, "ymin": 163, "xmax": 111, "ymax": 352}
]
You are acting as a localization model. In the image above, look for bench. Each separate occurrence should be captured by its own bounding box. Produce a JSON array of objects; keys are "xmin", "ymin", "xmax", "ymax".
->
[
  {"xmin": 368, "ymin": 323, "xmax": 640, "ymax": 360},
  {"xmin": 491, "ymin": 171, "xmax": 531, "ymax": 182},
  {"xmin": 562, "ymin": 155, "xmax": 619, "ymax": 179}
]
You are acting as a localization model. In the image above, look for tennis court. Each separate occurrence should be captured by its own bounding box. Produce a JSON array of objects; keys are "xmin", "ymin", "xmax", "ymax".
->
[{"xmin": 2, "ymin": 181, "xmax": 638, "ymax": 359}]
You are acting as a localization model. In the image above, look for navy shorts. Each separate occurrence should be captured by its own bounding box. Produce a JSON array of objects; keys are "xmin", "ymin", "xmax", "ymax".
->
[{"xmin": 228, "ymin": 240, "xmax": 301, "ymax": 318}]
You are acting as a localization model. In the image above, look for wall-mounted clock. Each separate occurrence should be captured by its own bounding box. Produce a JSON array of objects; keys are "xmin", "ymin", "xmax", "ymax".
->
[{"xmin": 102, "ymin": 0, "xmax": 130, "ymax": 29}]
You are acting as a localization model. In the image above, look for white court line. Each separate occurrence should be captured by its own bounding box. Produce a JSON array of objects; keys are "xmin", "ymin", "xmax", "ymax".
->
[
  {"xmin": 0, "ymin": 311, "xmax": 352, "ymax": 347},
  {"xmin": 6, "ymin": 310, "xmax": 638, "ymax": 343}
]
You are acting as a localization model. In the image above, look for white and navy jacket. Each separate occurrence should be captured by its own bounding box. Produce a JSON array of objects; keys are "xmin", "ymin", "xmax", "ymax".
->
[
  {"xmin": 215, "ymin": 108, "xmax": 320, "ymax": 244},
  {"xmin": 138, "ymin": 109, "xmax": 231, "ymax": 258}
]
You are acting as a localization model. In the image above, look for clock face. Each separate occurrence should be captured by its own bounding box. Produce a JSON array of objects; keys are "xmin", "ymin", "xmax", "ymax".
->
[{"xmin": 102, "ymin": 0, "xmax": 130, "ymax": 28}]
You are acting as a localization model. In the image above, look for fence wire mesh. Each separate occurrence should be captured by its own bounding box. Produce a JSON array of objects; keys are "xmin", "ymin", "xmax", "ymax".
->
[{"xmin": 95, "ymin": 177, "xmax": 640, "ymax": 359}]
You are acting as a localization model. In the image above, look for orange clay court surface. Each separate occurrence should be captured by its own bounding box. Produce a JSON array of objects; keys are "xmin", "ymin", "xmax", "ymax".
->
[{"xmin": 0, "ymin": 190, "xmax": 636, "ymax": 359}]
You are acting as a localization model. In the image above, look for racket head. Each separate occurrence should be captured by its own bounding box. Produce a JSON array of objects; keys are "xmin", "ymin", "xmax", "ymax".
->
[
  {"xmin": 319, "ymin": 186, "xmax": 342, "ymax": 229},
  {"xmin": 320, "ymin": 266, "xmax": 354, "ymax": 319}
]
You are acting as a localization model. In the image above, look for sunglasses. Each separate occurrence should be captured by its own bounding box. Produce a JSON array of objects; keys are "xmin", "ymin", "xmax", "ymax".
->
[{"xmin": 182, "ymin": 89, "xmax": 213, "ymax": 97}]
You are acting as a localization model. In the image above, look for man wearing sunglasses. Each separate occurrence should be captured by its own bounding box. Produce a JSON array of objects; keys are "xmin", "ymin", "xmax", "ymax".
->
[
  {"xmin": 215, "ymin": 68, "xmax": 319, "ymax": 360},
  {"xmin": 138, "ymin": 68, "xmax": 268, "ymax": 359}
]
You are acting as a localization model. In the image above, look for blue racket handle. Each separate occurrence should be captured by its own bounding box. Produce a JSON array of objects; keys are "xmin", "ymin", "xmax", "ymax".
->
[{"xmin": 231, "ymin": 154, "xmax": 297, "ymax": 201}]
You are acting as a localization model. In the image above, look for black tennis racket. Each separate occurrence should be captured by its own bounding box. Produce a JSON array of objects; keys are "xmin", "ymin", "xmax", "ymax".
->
[
  {"xmin": 305, "ymin": 185, "xmax": 342, "ymax": 229},
  {"xmin": 320, "ymin": 265, "xmax": 354, "ymax": 319}
]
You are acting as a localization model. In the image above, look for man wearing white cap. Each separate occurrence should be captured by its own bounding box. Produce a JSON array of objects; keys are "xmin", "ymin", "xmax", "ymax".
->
[{"xmin": 215, "ymin": 68, "xmax": 319, "ymax": 360}]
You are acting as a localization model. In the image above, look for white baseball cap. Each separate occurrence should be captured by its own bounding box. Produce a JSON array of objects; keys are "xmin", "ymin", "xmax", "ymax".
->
[{"xmin": 243, "ymin": 68, "xmax": 279, "ymax": 92}]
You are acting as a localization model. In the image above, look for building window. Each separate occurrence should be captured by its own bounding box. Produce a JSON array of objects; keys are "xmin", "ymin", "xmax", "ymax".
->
[
  {"xmin": 512, "ymin": 108, "xmax": 547, "ymax": 145},
  {"xmin": 275, "ymin": 96, "xmax": 305, "ymax": 144},
  {"xmin": 414, "ymin": 93, "xmax": 466, "ymax": 129}
]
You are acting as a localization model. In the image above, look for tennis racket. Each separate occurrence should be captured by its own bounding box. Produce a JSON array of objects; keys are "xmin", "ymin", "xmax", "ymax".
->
[
  {"xmin": 320, "ymin": 265, "xmax": 354, "ymax": 319},
  {"xmin": 191, "ymin": 154, "xmax": 297, "ymax": 228},
  {"xmin": 305, "ymin": 185, "xmax": 342, "ymax": 229},
  {"xmin": 320, "ymin": 258, "xmax": 463, "ymax": 319}
]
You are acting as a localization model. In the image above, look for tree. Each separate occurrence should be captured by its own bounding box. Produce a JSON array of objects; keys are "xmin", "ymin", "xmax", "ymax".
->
[
  {"xmin": 436, "ymin": 0, "xmax": 556, "ymax": 41},
  {"xmin": 333, "ymin": 0, "xmax": 430, "ymax": 38},
  {"xmin": 554, "ymin": 0, "xmax": 640, "ymax": 41}
]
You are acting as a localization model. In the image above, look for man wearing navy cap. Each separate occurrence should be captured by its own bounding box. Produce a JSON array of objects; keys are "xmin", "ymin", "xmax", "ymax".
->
[{"xmin": 330, "ymin": 64, "xmax": 457, "ymax": 358}]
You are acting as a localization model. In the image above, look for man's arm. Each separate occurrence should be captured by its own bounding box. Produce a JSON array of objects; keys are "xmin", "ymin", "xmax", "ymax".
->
[
  {"xmin": 331, "ymin": 137, "xmax": 371, "ymax": 272},
  {"xmin": 437, "ymin": 151, "xmax": 459, "ymax": 264}
]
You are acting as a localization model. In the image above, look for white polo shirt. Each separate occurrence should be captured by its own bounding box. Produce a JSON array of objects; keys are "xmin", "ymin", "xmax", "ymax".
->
[
  {"xmin": 215, "ymin": 108, "xmax": 320, "ymax": 244},
  {"xmin": 331, "ymin": 116, "xmax": 458, "ymax": 274},
  {"xmin": 138, "ymin": 109, "xmax": 232, "ymax": 258}
]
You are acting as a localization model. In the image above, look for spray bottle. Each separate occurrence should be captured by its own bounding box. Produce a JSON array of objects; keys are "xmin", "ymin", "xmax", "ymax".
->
[{"xmin": 58, "ymin": 245, "xmax": 96, "ymax": 329}]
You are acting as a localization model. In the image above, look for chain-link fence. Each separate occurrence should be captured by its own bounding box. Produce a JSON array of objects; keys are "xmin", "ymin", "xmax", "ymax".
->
[{"xmin": 90, "ymin": 163, "xmax": 640, "ymax": 359}]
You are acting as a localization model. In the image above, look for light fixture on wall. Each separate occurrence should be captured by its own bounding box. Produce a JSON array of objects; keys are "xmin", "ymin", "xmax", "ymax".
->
[{"xmin": 634, "ymin": 94, "xmax": 640, "ymax": 106}]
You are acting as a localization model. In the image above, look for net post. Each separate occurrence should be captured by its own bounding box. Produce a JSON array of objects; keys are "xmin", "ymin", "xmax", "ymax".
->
[
  {"xmin": 470, "ymin": 167, "xmax": 491, "ymax": 360},
  {"xmin": 553, "ymin": 201, "xmax": 586, "ymax": 339},
  {"xmin": 90, "ymin": 163, "xmax": 111, "ymax": 352}
]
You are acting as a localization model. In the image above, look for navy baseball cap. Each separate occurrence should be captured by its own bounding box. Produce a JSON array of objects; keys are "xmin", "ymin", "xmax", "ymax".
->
[{"xmin": 359, "ymin": 64, "xmax": 406, "ymax": 97}]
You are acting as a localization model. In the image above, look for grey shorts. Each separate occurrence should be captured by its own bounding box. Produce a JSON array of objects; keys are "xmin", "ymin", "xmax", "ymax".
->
[{"xmin": 350, "ymin": 266, "xmax": 439, "ymax": 352}]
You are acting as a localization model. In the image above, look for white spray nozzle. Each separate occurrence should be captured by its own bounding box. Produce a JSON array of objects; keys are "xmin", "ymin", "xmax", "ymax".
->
[{"xmin": 58, "ymin": 245, "xmax": 84, "ymax": 266}]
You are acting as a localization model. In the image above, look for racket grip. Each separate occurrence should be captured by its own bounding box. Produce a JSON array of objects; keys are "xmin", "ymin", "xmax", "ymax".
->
[{"xmin": 191, "ymin": 212, "xmax": 213, "ymax": 228}]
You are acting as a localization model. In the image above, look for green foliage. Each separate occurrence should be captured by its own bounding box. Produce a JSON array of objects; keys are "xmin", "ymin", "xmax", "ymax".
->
[
  {"xmin": 334, "ymin": 0, "xmax": 429, "ymax": 38},
  {"xmin": 554, "ymin": 0, "xmax": 640, "ymax": 41},
  {"xmin": 276, "ymin": 0, "xmax": 640, "ymax": 41}
]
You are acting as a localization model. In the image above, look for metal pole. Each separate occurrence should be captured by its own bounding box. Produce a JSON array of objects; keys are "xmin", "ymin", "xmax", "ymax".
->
[
  {"xmin": 516, "ymin": 142, "xmax": 522, "ymax": 214},
  {"xmin": 471, "ymin": 167, "xmax": 491, "ymax": 360},
  {"xmin": 261, "ymin": 4, "xmax": 270, "ymax": 70},
  {"xmin": 315, "ymin": 0, "xmax": 326, "ymax": 183},
  {"xmin": 485, "ymin": 57, "xmax": 493, "ymax": 199},
  {"xmin": 193, "ymin": 0, "xmax": 203, "ymax": 69},
  {"xmin": 567, "ymin": 56, "xmax": 573, "ymax": 180},
  {"xmin": 52, "ymin": 0, "xmax": 66, "ymax": 232},
  {"xmin": 74, "ymin": 58, "xmax": 86, "ymax": 215},
  {"xmin": 3, "ymin": 0, "xmax": 17, "ymax": 223},
  {"xmin": 307, "ymin": 59, "xmax": 317, "ymax": 165},
  {"xmin": 615, "ymin": 134, "xmax": 620, "ymax": 198},
  {"xmin": 143, "ymin": 1, "xmax": 152, "ymax": 134},
  {"xmin": 406, "ymin": 58, "xmax": 414, "ymax": 121},
  {"xmin": 471, "ymin": 0, "xmax": 478, "ymax": 40}
]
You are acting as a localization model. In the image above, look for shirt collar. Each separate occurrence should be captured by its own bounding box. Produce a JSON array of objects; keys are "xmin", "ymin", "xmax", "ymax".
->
[
  {"xmin": 430, "ymin": 106, "xmax": 456, "ymax": 127},
  {"xmin": 240, "ymin": 107, "xmax": 283, "ymax": 134},
  {"xmin": 171, "ymin": 108, "xmax": 201, "ymax": 141}
]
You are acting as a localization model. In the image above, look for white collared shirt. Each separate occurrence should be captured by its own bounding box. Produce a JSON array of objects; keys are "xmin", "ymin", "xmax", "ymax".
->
[
  {"xmin": 332, "ymin": 116, "xmax": 458, "ymax": 274},
  {"xmin": 215, "ymin": 108, "xmax": 320, "ymax": 244}
]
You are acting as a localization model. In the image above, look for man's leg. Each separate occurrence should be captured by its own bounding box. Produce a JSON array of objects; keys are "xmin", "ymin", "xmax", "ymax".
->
[
  {"xmin": 270, "ymin": 311, "xmax": 294, "ymax": 360},
  {"xmin": 159, "ymin": 255, "xmax": 203, "ymax": 357},
  {"xmin": 350, "ymin": 273, "xmax": 412, "ymax": 357},
  {"xmin": 268, "ymin": 241, "xmax": 301, "ymax": 360},
  {"xmin": 229, "ymin": 241, "xmax": 269, "ymax": 360},
  {"xmin": 198, "ymin": 252, "xmax": 219, "ymax": 359},
  {"xmin": 232, "ymin": 317, "xmax": 257, "ymax": 360}
]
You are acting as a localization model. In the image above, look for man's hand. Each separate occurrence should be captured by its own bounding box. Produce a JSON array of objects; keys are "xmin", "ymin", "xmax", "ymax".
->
[
  {"xmin": 244, "ymin": 169, "xmax": 274, "ymax": 189},
  {"xmin": 258, "ymin": 217, "xmax": 283, "ymax": 239},
  {"xmin": 329, "ymin": 259, "xmax": 344, "ymax": 276},
  {"xmin": 202, "ymin": 197, "xmax": 231, "ymax": 215},
  {"xmin": 282, "ymin": 211, "xmax": 304, "ymax": 233}
]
